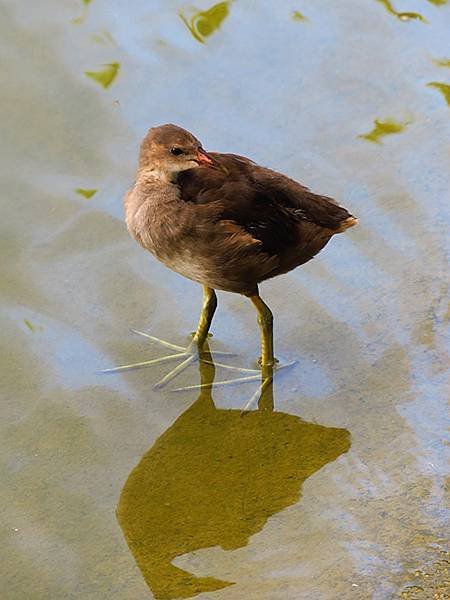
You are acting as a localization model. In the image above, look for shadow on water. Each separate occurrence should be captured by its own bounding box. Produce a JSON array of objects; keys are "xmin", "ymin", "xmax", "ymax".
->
[{"xmin": 117, "ymin": 346, "xmax": 351, "ymax": 599}]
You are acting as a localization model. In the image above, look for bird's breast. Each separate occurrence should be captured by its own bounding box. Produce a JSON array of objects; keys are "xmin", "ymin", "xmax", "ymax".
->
[
  {"xmin": 159, "ymin": 251, "xmax": 210, "ymax": 284},
  {"xmin": 137, "ymin": 209, "xmax": 211, "ymax": 285}
]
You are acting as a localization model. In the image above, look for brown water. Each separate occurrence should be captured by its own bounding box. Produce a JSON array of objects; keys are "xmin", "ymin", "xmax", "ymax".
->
[{"xmin": 1, "ymin": 1, "xmax": 449, "ymax": 599}]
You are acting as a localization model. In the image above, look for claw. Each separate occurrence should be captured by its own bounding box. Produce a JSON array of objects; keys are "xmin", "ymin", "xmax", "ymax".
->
[
  {"xmin": 241, "ymin": 376, "xmax": 273, "ymax": 415},
  {"xmin": 102, "ymin": 328, "xmax": 297, "ymax": 398},
  {"xmin": 170, "ymin": 360, "xmax": 297, "ymax": 393},
  {"xmin": 154, "ymin": 353, "xmax": 198, "ymax": 389},
  {"xmin": 101, "ymin": 352, "xmax": 186, "ymax": 374},
  {"xmin": 170, "ymin": 373, "xmax": 262, "ymax": 392},
  {"xmin": 199, "ymin": 358, "xmax": 260, "ymax": 373},
  {"xmin": 130, "ymin": 329, "xmax": 186, "ymax": 352}
]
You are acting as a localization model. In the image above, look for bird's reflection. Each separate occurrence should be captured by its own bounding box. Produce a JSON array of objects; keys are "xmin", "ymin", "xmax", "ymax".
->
[{"xmin": 117, "ymin": 346, "xmax": 351, "ymax": 599}]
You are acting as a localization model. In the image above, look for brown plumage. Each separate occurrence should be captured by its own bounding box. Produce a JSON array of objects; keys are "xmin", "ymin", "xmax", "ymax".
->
[{"xmin": 124, "ymin": 123, "xmax": 357, "ymax": 367}]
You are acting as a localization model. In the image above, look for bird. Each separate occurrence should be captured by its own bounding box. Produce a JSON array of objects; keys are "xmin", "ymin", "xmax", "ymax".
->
[{"xmin": 119, "ymin": 123, "xmax": 357, "ymax": 387}]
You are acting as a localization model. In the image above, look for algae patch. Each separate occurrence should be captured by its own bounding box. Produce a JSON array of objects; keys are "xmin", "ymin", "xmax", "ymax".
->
[
  {"xmin": 91, "ymin": 30, "xmax": 116, "ymax": 45},
  {"xmin": 23, "ymin": 319, "xmax": 43, "ymax": 333},
  {"xmin": 359, "ymin": 118, "xmax": 411, "ymax": 143},
  {"xmin": 291, "ymin": 10, "xmax": 308, "ymax": 22},
  {"xmin": 179, "ymin": 1, "xmax": 232, "ymax": 43},
  {"xmin": 24, "ymin": 319, "xmax": 35, "ymax": 332},
  {"xmin": 72, "ymin": 0, "xmax": 94, "ymax": 25},
  {"xmin": 75, "ymin": 188, "xmax": 98, "ymax": 199},
  {"xmin": 85, "ymin": 63, "xmax": 120, "ymax": 89},
  {"xmin": 427, "ymin": 82, "xmax": 450, "ymax": 106},
  {"xmin": 433, "ymin": 58, "xmax": 450, "ymax": 68},
  {"xmin": 375, "ymin": 0, "xmax": 427, "ymax": 22}
]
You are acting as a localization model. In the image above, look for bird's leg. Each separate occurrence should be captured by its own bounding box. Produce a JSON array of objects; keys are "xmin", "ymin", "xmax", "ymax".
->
[
  {"xmin": 156, "ymin": 286, "xmax": 265, "ymax": 388},
  {"xmin": 258, "ymin": 364, "xmax": 274, "ymax": 411},
  {"xmin": 172, "ymin": 294, "xmax": 294, "ymax": 404},
  {"xmin": 154, "ymin": 287, "xmax": 217, "ymax": 388},
  {"xmin": 249, "ymin": 293, "xmax": 275, "ymax": 367},
  {"xmin": 237, "ymin": 294, "xmax": 275, "ymax": 414},
  {"xmin": 102, "ymin": 285, "xmax": 232, "ymax": 388},
  {"xmin": 189, "ymin": 286, "xmax": 217, "ymax": 352},
  {"xmin": 142, "ymin": 287, "xmax": 218, "ymax": 388},
  {"xmin": 102, "ymin": 288, "xmax": 294, "ymax": 394}
]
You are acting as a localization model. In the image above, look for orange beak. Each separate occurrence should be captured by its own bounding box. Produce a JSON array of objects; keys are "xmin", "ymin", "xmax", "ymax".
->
[{"xmin": 196, "ymin": 148, "xmax": 215, "ymax": 167}]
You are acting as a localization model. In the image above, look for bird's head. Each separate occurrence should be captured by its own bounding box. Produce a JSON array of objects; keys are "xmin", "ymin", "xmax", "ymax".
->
[{"xmin": 138, "ymin": 123, "xmax": 216, "ymax": 181}]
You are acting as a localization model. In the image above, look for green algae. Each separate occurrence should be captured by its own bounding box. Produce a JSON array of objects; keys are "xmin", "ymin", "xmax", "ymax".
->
[
  {"xmin": 291, "ymin": 10, "xmax": 308, "ymax": 22},
  {"xmin": 71, "ymin": 0, "xmax": 94, "ymax": 25},
  {"xmin": 425, "ymin": 0, "xmax": 448, "ymax": 5},
  {"xmin": 3, "ymin": 0, "xmax": 450, "ymax": 597},
  {"xmin": 117, "ymin": 352, "xmax": 350, "ymax": 599},
  {"xmin": 433, "ymin": 58, "xmax": 450, "ymax": 68},
  {"xmin": 24, "ymin": 319, "xmax": 35, "ymax": 332},
  {"xmin": 359, "ymin": 118, "xmax": 411, "ymax": 143},
  {"xmin": 375, "ymin": 0, "xmax": 427, "ymax": 22},
  {"xmin": 23, "ymin": 319, "xmax": 43, "ymax": 332},
  {"xmin": 91, "ymin": 30, "xmax": 116, "ymax": 45},
  {"xmin": 85, "ymin": 63, "xmax": 119, "ymax": 88},
  {"xmin": 179, "ymin": 1, "xmax": 232, "ymax": 43},
  {"xmin": 427, "ymin": 82, "xmax": 450, "ymax": 106},
  {"xmin": 75, "ymin": 188, "xmax": 98, "ymax": 199}
]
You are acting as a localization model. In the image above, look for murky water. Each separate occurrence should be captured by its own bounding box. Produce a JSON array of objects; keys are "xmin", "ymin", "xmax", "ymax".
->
[{"xmin": 1, "ymin": 1, "xmax": 449, "ymax": 599}]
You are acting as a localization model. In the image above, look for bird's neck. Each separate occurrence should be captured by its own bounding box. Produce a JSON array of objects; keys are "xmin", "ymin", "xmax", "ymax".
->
[
  {"xmin": 125, "ymin": 170, "xmax": 181, "ymax": 233},
  {"xmin": 124, "ymin": 170, "xmax": 186, "ymax": 257},
  {"xmin": 137, "ymin": 167, "xmax": 177, "ymax": 185},
  {"xmin": 127, "ymin": 169, "xmax": 181, "ymax": 214}
]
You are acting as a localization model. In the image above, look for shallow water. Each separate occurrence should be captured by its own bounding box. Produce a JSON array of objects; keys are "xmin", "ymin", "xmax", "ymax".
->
[{"xmin": 1, "ymin": 1, "xmax": 449, "ymax": 599}]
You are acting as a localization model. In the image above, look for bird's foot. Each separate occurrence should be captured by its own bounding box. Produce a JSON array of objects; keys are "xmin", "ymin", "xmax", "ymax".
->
[
  {"xmin": 257, "ymin": 356, "xmax": 279, "ymax": 367},
  {"xmin": 102, "ymin": 329, "xmax": 296, "ymax": 395},
  {"xmin": 101, "ymin": 329, "xmax": 248, "ymax": 389},
  {"xmin": 235, "ymin": 359, "xmax": 297, "ymax": 415},
  {"xmin": 171, "ymin": 357, "xmax": 296, "ymax": 413}
]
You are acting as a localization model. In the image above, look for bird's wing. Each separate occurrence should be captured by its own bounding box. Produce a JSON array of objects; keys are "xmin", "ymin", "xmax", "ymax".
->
[
  {"xmin": 177, "ymin": 153, "xmax": 255, "ymax": 204},
  {"xmin": 180, "ymin": 152, "xmax": 355, "ymax": 226},
  {"xmin": 177, "ymin": 153, "xmax": 356, "ymax": 257},
  {"xmin": 248, "ymin": 164, "xmax": 356, "ymax": 231},
  {"xmin": 178, "ymin": 154, "xmax": 296, "ymax": 254}
]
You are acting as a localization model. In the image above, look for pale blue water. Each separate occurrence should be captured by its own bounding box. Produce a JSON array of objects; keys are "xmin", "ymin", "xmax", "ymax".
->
[{"xmin": 1, "ymin": 1, "xmax": 449, "ymax": 598}]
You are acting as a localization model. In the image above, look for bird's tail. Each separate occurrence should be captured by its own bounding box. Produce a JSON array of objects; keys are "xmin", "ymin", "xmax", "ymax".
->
[{"xmin": 336, "ymin": 216, "xmax": 358, "ymax": 233}]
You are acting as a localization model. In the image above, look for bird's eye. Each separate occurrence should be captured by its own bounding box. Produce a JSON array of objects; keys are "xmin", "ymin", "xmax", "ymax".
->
[{"xmin": 170, "ymin": 147, "xmax": 184, "ymax": 156}]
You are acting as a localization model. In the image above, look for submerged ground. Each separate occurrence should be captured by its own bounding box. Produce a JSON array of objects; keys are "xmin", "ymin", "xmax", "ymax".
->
[{"xmin": 1, "ymin": 1, "xmax": 449, "ymax": 598}]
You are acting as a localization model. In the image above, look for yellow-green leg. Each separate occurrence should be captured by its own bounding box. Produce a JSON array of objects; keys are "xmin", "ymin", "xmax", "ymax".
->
[
  {"xmin": 102, "ymin": 287, "xmax": 294, "ymax": 398},
  {"xmin": 103, "ymin": 285, "xmax": 225, "ymax": 388},
  {"xmin": 191, "ymin": 286, "xmax": 217, "ymax": 351},
  {"xmin": 250, "ymin": 293, "xmax": 275, "ymax": 367},
  {"xmin": 169, "ymin": 292, "xmax": 294, "ymax": 406}
]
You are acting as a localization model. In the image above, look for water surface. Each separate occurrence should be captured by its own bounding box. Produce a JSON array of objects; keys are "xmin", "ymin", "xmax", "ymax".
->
[{"xmin": 1, "ymin": 1, "xmax": 449, "ymax": 599}]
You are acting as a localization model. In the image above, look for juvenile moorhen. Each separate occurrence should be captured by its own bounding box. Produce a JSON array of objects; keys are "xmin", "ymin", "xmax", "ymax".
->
[{"xmin": 121, "ymin": 123, "xmax": 357, "ymax": 385}]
